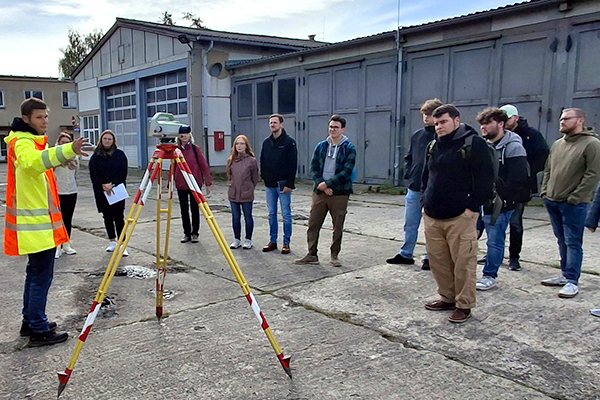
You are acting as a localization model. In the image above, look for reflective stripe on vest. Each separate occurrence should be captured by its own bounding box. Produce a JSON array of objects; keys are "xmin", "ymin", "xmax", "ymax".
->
[{"xmin": 4, "ymin": 136, "xmax": 69, "ymax": 256}]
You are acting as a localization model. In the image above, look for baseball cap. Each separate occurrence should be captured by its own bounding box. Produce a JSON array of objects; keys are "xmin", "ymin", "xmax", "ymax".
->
[{"xmin": 500, "ymin": 104, "xmax": 519, "ymax": 118}]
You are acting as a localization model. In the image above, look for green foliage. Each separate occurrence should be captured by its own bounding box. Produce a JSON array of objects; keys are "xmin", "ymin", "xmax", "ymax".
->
[
  {"xmin": 160, "ymin": 11, "xmax": 175, "ymax": 25},
  {"xmin": 182, "ymin": 12, "xmax": 204, "ymax": 28},
  {"xmin": 58, "ymin": 27, "xmax": 103, "ymax": 78}
]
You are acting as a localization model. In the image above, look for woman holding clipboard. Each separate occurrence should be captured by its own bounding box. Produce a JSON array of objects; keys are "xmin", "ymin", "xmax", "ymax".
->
[{"xmin": 89, "ymin": 130, "xmax": 129, "ymax": 255}]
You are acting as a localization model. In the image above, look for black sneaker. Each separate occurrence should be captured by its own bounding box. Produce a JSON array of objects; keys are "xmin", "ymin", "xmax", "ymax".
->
[
  {"xmin": 181, "ymin": 235, "xmax": 191, "ymax": 243},
  {"xmin": 20, "ymin": 321, "xmax": 57, "ymax": 337},
  {"xmin": 28, "ymin": 330, "xmax": 68, "ymax": 347},
  {"xmin": 508, "ymin": 258, "xmax": 522, "ymax": 271},
  {"xmin": 386, "ymin": 254, "xmax": 414, "ymax": 265},
  {"xmin": 421, "ymin": 259, "xmax": 430, "ymax": 270},
  {"xmin": 477, "ymin": 255, "xmax": 487, "ymax": 265}
]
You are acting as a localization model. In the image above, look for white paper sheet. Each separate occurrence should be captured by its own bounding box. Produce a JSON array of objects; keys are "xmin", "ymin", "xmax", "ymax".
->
[{"xmin": 104, "ymin": 183, "xmax": 129, "ymax": 205}]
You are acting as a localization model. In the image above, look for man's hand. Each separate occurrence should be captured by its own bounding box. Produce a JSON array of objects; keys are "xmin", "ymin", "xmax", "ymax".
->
[
  {"xmin": 283, "ymin": 186, "xmax": 293, "ymax": 194},
  {"xmin": 102, "ymin": 183, "xmax": 115, "ymax": 195},
  {"xmin": 72, "ymin": 137, "xmax": 91, "ymax": 156},
  {"xmin": 587, "ymin": 227, "xmax": 596, "ymax": 233},
  {"xmin": 317, "ymin": 181, "xmax": 328, "ymax": 192},
  {"xmin": 464, "ymin": 208, "xmax": 477, "ymax": 218},
  {"xmin": 324, "ymin": 188, "xmax": 333, "ymax": 196}
]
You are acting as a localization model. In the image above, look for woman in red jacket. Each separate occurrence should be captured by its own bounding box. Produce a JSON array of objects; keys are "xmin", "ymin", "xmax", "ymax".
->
[
  {"xmin": 227, "ymin": 135, "xmax": 259, "ymax": 249},
  {"xmin": 174, "ymin": 132, "xmax": 212, "ymax": 243}
]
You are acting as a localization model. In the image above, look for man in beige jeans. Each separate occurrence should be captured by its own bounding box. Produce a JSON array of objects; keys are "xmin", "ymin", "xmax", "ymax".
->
[{"xmin": 421, "ymin": 105, "xmax": 495, "ymax": 323}]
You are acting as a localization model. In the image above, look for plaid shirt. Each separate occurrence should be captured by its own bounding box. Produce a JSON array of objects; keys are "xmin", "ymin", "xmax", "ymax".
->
[{"xmin": 311, "ymin": 138, "xmax": 356, "ymax": 195}]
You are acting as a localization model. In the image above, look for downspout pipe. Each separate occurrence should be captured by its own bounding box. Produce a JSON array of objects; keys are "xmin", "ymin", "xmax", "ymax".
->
[{"xmin": 202, "ymin": 40, "xmax": 214, "ymax": 166}]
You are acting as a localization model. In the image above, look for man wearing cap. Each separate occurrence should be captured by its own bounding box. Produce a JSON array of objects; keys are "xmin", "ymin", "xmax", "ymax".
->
[{"xmin": 499, "ymin": 104, "xmax": 549, "ymax": 271}]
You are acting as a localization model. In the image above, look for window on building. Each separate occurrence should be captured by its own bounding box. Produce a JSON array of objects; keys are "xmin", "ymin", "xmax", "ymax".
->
[
  {"xmin": 277, "ymin": 78, "xmax": 296, "ymax": 114},
  {"xmin": 145, "ymin": 69, "xmax": 188, "ymax": 118},
  {"xmin": 82, "ymin": 115, "xmax": 100, "ymax": 146},
  {"xmin": 105, "ymin": 82, "xmax": 136, "ymax": 122},
  {"xmin": 256, "ymin": 81, "xmax": 273, "ymax": 116},
  {"xmin": 62, "ymin": 91, "xmax": 77, "ymax": 108},
  {"xmin": 237, "ymin": 84, "xmax": 252, "ymax": 117},
  {"xmin": 0, "ymin": 89, "xmax": 4, "ymax": 108},
  {"xmin": 24, "ymin": 90, "xmax": 43, "ymax": 100}
]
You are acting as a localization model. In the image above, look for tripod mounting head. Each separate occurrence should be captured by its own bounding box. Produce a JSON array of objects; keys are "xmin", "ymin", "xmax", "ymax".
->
[{"xmin": 148, "ymin": 113, "xmax": 191, "ymax": 140}]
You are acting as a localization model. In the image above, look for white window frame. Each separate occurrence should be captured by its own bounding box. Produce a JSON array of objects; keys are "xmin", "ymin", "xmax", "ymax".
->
[
  {"xmin": 62, "ymin": 91, "xmax": 77, "ymax": 109},
  {"xmin": 24, "ymin": 90, "xmax": 44, "ymax": 100},
  {"xmin": 82, "ymin": 115, "xmax": 100, "ymax": 147}
]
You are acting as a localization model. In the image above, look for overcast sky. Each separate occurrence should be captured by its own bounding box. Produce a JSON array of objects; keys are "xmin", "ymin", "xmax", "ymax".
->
[{"xmin": 0, "ymin": 0, "xmax": 519, "ymax": 77}]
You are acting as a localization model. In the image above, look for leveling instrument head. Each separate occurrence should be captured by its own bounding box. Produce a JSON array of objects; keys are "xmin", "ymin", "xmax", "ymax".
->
[{"xmin": 148, "ymin": 113, "xmax": 191, "ymax": 140}]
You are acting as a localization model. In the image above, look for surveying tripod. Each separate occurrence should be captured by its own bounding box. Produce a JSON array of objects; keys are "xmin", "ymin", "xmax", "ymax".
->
[{"xmin": 57, "ymin": 142, "xmax": 291, "ymax": 398}]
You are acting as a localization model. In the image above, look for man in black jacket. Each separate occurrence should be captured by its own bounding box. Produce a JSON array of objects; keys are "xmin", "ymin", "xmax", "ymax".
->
[
  {"xmin": 422, "ymin": 104, "xmax": 495, "ymax": 323},
  {"xmin": 260, "ymin": 114, "xmax": 298, "ymax": 254},
  {"xmin": 386, "ymin": 98, "xmax": 441, "ymax": 269},
  {"xmin": 475, "ymin": 107, "xmax": 530, "ymax": 291},
  {"xmin": 500, "ymin": 104, "xmax": 549, "ymax": 271}
]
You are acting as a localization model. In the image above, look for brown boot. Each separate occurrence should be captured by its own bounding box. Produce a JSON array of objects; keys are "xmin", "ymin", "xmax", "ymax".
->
[
  {"xmin": 448, "ymin": 308, "xmax": 471, "ymax": 323},
  {"xmin": 424, "ymin": 300, "xmax": 455, "ymax": 311},
  {"xmin": 262, "ymin": 242, "xmax": 278, "ymax": 252}
]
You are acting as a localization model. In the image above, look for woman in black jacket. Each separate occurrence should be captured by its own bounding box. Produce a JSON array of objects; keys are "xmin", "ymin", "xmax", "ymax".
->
[{"xmin": 89, "ymin": 130, "xmax": 128, "ymax": 254}]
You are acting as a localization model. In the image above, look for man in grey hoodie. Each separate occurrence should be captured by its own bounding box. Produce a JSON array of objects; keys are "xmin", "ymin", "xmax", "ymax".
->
[
  {"xmin": 474, "ymin": 107, "xmax": 530, "ymax": 291},
  {"xmin": 540, "ymin": 108, "xmax": 600, "ymax": 298}
]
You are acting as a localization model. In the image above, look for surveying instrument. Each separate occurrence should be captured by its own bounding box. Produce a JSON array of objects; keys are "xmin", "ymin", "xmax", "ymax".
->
[{"xmin": 57, "ymin": 113, "xmax": 291, "ymax": 397}]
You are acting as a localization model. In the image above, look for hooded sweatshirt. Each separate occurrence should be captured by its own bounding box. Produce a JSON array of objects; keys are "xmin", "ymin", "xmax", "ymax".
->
[
  {"xmin": 421, "ymin": 123, "xmax": 495, "ymax": 220},
  {"xmin": 513, "ymin": 117, "xmax": 549, "ymax": 195},
  {"xmin": 484, "ymin": 130, "xmax": 530, "ymax": 214},
  {"xmin": 541, "ymin": 127, "xmax": 600, "ymax": 204},
  {"xmin": 311, "ymin": 135, "xmax": 356, "ymax": 195}
]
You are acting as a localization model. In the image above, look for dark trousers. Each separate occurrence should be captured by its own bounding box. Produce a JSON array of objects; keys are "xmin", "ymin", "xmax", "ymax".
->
[
  {"xmin": 307, "ymin": 193, "xmax": 349, "ymax": 257},
  {"xmin": 230, "ymin": 201, "xmax": 254, "ymax": 240},
  {"xmin": 178, "ymin": 189, "xmax": 200, "ymax": 236},
  {"xmin": 59, "ymin": 193, "xmax": 77, "ymax": 239},
  {"xmin": 509, "ymin": 202, "xmax": 525, "ymax": 259},
  {"xmin": 23, "ymin": 247, "xmax": 55, "ymax": 332},
  {"xmin": 102, "ymin": 200, "xmax": 126, "ymax": 240}
]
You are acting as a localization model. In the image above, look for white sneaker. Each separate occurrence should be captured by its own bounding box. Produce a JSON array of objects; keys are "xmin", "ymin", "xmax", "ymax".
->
[
  {"xmin": 476, "ymin": 276, "xmax": 496, "ymax": 291},
  {"xmin": 242, "ymin": 239, "xmax": 252, "ymax": 249},
  {"xmin": 122, "ymin": 248, "xmax": 129, "ymax": 257},
  {"xmin": 230, "ymin": 239, "xmax": 241, "ymax": 249},
  {"xmin": 63, "ymin": 242, "xmax": 77, "ymax": 255},
  {"xmin": 106, "ymin": 241, "xmax": 117, "ymax": 252},
  {"xmin": 541, "ymin": 275, "xmax": 567, "ymax": 287},
  {"xmin": 590, "ymin": 309, "xmax": 600, "ymax": 317},
  {"xmin": 558, "ymin": 282, "xmax": 578, "ymax": 298},
  {"xmin": 55, "ymin": 247, "xmax": 62, "ymax": 259}
]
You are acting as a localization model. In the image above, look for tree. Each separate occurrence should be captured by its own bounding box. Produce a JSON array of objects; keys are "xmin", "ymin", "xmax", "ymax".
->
[
  {"xmin": 160, "ymin": 11, "xmax": 175, "ymax": 25},
  {"xmin": 58, "ymin": 27, "xmax": 103, "ymax": 78},
  {"xmin": 182, "ymin": 12, "xmax": 204, "ymax": 29}
]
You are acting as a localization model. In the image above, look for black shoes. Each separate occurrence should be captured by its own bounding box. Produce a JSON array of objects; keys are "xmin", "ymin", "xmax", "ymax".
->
[
  {"xmin": 508, "ymin": 257, "xmax": 522, "ymax": 271},
  {"xmin": 477, "ymin": 256, "xmax": 487, "ymax": 265},
  {"xmin": 181, "ymin": 235, "xmax": 191, "ymax": 243},
  {"xmin": 421, "ymin": 259, "xmax": 430, "ymax": 270},
  {"xmin": 28, "ymin": 330, "xmax": 68, "ymax": 347},
  {"xmin": 20, "ymin": 321, "xmax": 57, "ymax": 337},
  {"xmin": 386, "ymin": 254, "xmax": 414, "ymax": 264}
]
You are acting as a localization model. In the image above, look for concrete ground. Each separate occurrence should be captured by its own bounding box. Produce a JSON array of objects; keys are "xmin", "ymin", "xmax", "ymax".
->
[{"xmin": 0, "ymin": 162, "xmax": 599, "ymax": 400}]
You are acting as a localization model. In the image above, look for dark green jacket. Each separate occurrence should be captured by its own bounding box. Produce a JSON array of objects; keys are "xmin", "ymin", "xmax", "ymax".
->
[{"xmin": 311, "ymin": 136, "xmax": 356, "ymax": 195}]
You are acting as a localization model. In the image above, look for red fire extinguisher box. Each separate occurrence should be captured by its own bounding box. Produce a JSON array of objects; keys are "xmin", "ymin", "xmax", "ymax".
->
[{"xmin": 214, "ymin": 131, "xmax": 225, "ymax": 151}]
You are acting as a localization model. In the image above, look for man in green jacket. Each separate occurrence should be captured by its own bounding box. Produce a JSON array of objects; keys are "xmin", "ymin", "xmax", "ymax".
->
[
  {"xmin": 295, "ymin": 115, "xmax": 356, "ymax": 267},
  {"xmin": 540, "ymin": 108, "xmax": 600, "ymax": 298}
]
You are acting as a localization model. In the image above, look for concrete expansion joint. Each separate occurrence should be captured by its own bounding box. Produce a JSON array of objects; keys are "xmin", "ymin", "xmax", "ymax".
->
[{"xmin": 442, "ymin": 354, "xmax": 568, "ymax": 400}]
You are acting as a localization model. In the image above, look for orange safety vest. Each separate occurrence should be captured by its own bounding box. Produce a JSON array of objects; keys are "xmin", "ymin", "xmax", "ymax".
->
[{"xmin": 4, "ymin": 134, "xmax": 70, "ymax": 256}]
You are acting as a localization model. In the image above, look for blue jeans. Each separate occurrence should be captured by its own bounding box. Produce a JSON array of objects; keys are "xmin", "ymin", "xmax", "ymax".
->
[
  {"xmin": 265, "ymin": 187, "xmax": 292, "ymax": 245},
  {"xmin": 230, "ymin": 201, "xmax": 254, "ymax": 240},
  {"xmin": 400, "ymin": 189, "xmax": 427, "ymax": 259},
  {"xmin": 544, "ymin": 199, "xmax": 588, "ymax": 285},
  {"xmin": 22, "ymin": 247, "xmax": 56, "ymax": 333},
  {"xmin": 482, "ymin": 210, "xmax": 514, "ymax": 279}
]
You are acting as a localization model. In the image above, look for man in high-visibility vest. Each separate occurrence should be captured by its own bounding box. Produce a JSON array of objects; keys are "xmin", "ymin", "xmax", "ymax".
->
[{"xmin": 5, "ymin": 98, "xmax": 89, "ymax": 347}]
